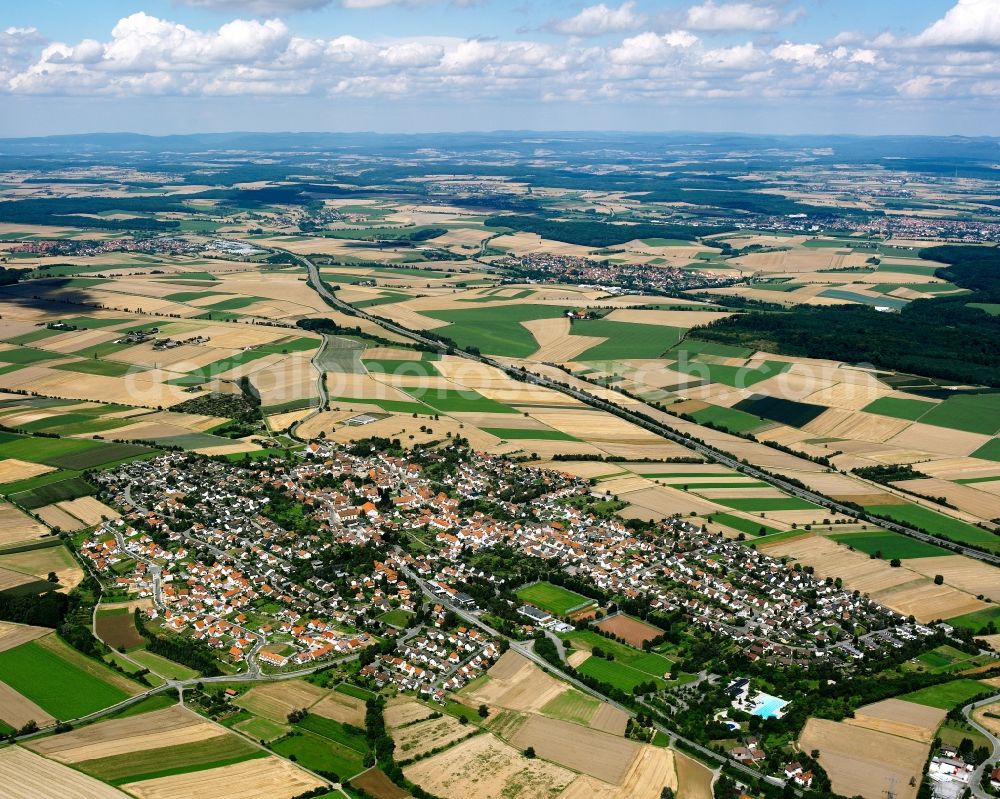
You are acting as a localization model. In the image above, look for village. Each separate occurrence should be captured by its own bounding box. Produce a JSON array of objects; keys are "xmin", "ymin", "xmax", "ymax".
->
[{"xmin": 74, "ymin": 439, "xmax": 936, "ymax": 689}]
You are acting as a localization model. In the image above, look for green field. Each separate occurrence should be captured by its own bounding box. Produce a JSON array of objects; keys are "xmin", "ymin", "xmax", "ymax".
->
[
  {"xmin": 272, "ymin": 730, "xmax": 366, "ymax": 779},
  {"xmin": 234, "ymin": 716, "xmax": 289, "ymax": 742},
  {"xmin": 482, "ymin": 427, "xmax": 578, "ymax": 441},
  {"xmin": 914, "ymin": 645, "xmax": 985, "ymax": 674},
  {"xmin": 298, "ymin": 713, "xmax": 369, "ymax": 754},
  {"xmin": 900, "ymin": 679, "xmax": 991, "ymax": 710},
  {"xmin": 828, "ymin": 530, "xmax": 949, "ymax": 559},
  {"xmin": 0, "ymin": 347, "xmax": 66, "ymax": 365},
  {"xmin": 377, "ymin": 609, "xmax": 414, "ymax": 628},
  {"xmin": 919, "ymin": 393, "xmax": 1000, "ymax": 435},
  {"xmin": 707, "ymin": 512, "xmax": 781, "ymax": 537},
  {"xmin": 575, "ymin": 653, "xmax": 666, "ymax": 692},
  {"xmin": 336, "ymin": 683, "xmax": 376, "ymax": 701},
  {"xmin": 9, "ymin": 475, "xmax": 95, "ymax": 509},
  {"xmin": 715, "ymin": 497, "xmax": 821, "ymax": 512},
  {"xmin": 424, "ymin": 305, "xmax": 565, "ymax": 357},
  {"xmin": 971, "ymin": 439, "xmax": 1000, "ymax": 462},
  {"xmin": 689, "ymin": 405, "xmax": 767, "ymax": 434},
  {"xmin": 945, "ymin": 606, "xmax": 1000, "ymax": 633},
  {"xmin": 76, "ymin": 733, "xmax": 264, "ymax": 784},
  {"xmin": 363, "ymin": 358, "xmax": 440, "ymax": 377},
  {"xmin": 516, "ymin": 581, "xmax": 593, "ymax": 615},
  {"xmin": 127, "ymin": 649, "xmax": 200, "ymax": 680},
  {"xmin": 0, "ymin": 639, "xmax": 132, "ymax": 718},
  {"xmin": 864, "ymin": 504, "xmax": 1000, "ymax": 552},
  {"xmin": 401, "ymin": 386, "xmax": 516, "ymax": 414},
  {"xmin": 540, "ymin": 689, "xmax": 601, "ymax": 725},
  {"xmin": 675, "ymin": 359, "xmax": 790, "ymax": 389},
  {"xmin": 571, "ymin": 320, "xmax": 685, "ymax": 361},
  {"xmin": 559, "ymin": 630, "xmax": 672, "ymax": 677},
  {"xmin": 51, "ymin": 360, "xmax": 140, "ymax": 378},
  {"xmin": 863, "ymin": 396, "xmax": 937, "ymax": 421}
]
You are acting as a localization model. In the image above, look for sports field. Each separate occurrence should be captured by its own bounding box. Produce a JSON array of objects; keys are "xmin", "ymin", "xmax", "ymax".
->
[{"xmin": 515, "ymin": 582, "xmax": 594, "ymax": 615}]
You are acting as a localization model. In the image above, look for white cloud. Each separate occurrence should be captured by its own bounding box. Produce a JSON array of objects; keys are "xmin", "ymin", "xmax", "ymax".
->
[
  {"xmin": 770, "ymin": 41, "xmax": 827, "ymax": 68},
  {"xmin": 898, "ymin": 75, "xmax": 954, "ymax": 97},
  {"xmin": 609, "ymin": 30, "xmax": 698, "ymax": 64},
  {"xmin": 176, "ymin": 0, "xmax": 331, "ymax": 11},
  {"xmin": 551, "ymin": 2, "xmax": 645, "ymax": 37},
  {"xmin": 685, "ymin": 2, "xmax": 801, "ymax": 33},
  {"xmin": 912, "ymin": 0, "xmax": 1000, "ymax": 48}
]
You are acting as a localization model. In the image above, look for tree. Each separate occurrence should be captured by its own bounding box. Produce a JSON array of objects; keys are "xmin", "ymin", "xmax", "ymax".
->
[
  {"xmin": 661, "ymin": 788, "xmax": 674, "ymax": 799},
  {"xmin": 890, "ymin": 558, "xmax": 902, "ymax": 568},
  {"xmin": 47, "ymin": 572, "xmax": 58, "ymax": 583},
  {"xmin": 524, "ymin": 746, "xmax": 536, "ymax": 759},
  {"xmin": 934, "ymin": 574, "xmax": 944, "ymax": 585},
  {"xmin": 478, "ymin": 704, "xmax": 489, "ymax": 718}
]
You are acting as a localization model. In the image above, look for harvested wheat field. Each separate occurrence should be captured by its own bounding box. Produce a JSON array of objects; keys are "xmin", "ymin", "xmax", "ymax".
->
[
  {"xmin": 394, "ymin": 713, "xmax": 473, "ymax": 761},
  {"xmin": 618, "ymin": 485, "xmax": 725, "ymax": 519},
  {"xmin": 508, "ymin": 715, "xmax": 641, "ymax": 784},
  {"xmin": 896, "ymin": 478, "xmax": 1000, "ymax": 522},
  {"xmin": 385, "ymin": 698, "xmax": 435, "ymax": 729},
  {"xmin": 311, "ymin": 689, "xmax": 367, "ymax": 727},
  {"xmin": 0, "ymin": 621, "xmax": 51, "ymax": 653},
  {"xmin": 522, "ymin": 317, "xmax": 604, "ymax": 362},
  {"xmin": 463, "ymin": 651, "xmax": 567, "ymax": 714},
  {"xmin": 798, "ymin": 718, "xmax": 927, "ymax": 799},
  {"xmin": 595, "ymin": 615, "xmax": 663, "ymax": 648},
  {"xmin": 0, "ymin": 679, "xmax": 56, "ymax": 728},
  {"xmin": 674, "ymin": 750, "xmax": 714, "ymax": 799},
  {"xmin": 55, "ymin": 496, "xmax": 119, "ymax": 527},
  {"xmin": 404, "ymin": 733, "xmax": 576, "ymax": 799},
  {"xmin": 0, "ymin": 459, "xmax": 54, "ymax": 484},
  {"xmin": 844, "ymin": 699, "xmax": 946, "ymax": 743},
  {"xmin": 902, "ymin": 556, "xmax": 1000, "ymax": 603},
  {"xmin": 972, "ymin": 701, "xmax": 1000, "ymax": 736},
  {"xmin": 876, "ymin": 581, "xmax": 986, "ymax": 622},
  {"xmin": 234, "ymin": 679, "xmax": 326, "ymax": 723},
  {"xmin": 0, "ymin": 503, "xmax": 49, "ymax": 545},
  {"xmin": 0, "ymin": 745, "xmax": 132, "ymax": 799},
  {"xmin": 35, "ymin": 504, "xmax": 88, "ymax": 532},
  {"xmin": 121, "ymin": 755, "xmax": 325, "ymax": 799},
  {"xmin": 557, "ymin": 744, "xmax": 677, "ymax": 799},
  {"xmin": 27, "ymin": 706, "xmax": 220, "ymax": 763},
  {"xmin": 0, "ymin": 567, "xmax": 36, "ymax": 592}
]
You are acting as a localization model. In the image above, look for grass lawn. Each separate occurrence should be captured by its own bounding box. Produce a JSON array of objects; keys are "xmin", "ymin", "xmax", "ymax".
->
[
  {"xmin": 946, "ymin": 606, "xmax": 1000, "ymax": 633},
  {"xmin": 901, "ymin": 679, "xmax": 991, "ymax": 710},
  {"xmin": 829, "ymin": 530, "xmax": 949, "ymax": 559},
  {"xmin": 0, "ymin": 639, "xmax": 131, "ymax": 718},
  {"xmin": 863, "ymin": 504, "xmax": 1000, "ymax": 552},
  {"xmin": 936, "ymin": 719, "xmax": 992, "ymax": 753},
  {"xmin": 559, "ymin": 630, "xmax": 672, "ymax": 676},
  {"xmin": 377, "ymin": 609, "xmax": 414, "ymax": 628},
  {"xmin": 575, "ymin": 654, "xmax": 666, "ymax": 692},
  {"xmin": 235, "ymin": 716, "xmax": 289, "ymax": 742},
  {"xmin": 272, "ymin": 730, "xmax": 366, "ymax": 779},
  {"xmin": 515, "ymin": 581, "xmax": 594, "ymax": 615},
  {"xmin": 336, "ymin": 683, "xmax": 376, "ymax": 701},
  {"xmin": 715, "ymin": 497, "xmax": 821, "ymax": 512},
  {"xmin": 863, "ymin": 396, "xmax": 936, "ymax": 421},
  {"xmin": 128, "ymin": 648, "xmax": 200, "ymax": 680},
  {"xmin": 482, "ymin": 427, "xmax": 579, "ymax": 441}
]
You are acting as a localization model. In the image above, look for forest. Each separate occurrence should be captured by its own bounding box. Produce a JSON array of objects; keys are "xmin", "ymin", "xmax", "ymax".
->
[
  {"xmin": 693, "ymin": 245, "xmax": 1000, "ymax": 386},
  {"xmin": 483, "ymin": 214, "xmax": 731, "ymax": 247}
]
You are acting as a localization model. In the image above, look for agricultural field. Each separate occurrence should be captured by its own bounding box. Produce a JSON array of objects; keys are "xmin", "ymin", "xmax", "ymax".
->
[
  {"xmin": 900, "ymin": 679, "xmax": 993, "ymax": 710},
  {"xmin": 0, "ymin": 746, "xmax": 132, "ymax": 799},
  {"xmin": 0, "ymin": 633, "xmax": 141, "ymax": 719}
]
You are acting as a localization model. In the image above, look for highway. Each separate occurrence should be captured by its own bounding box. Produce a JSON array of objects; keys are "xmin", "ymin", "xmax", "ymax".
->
[{"xmin": 300, "ymin": 254, "xmax": 1000, "ymax": 568}]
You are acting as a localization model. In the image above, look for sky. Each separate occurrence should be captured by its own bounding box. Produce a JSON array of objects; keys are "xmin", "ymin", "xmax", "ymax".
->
[{"xmin": 0, "ymin": 0, "xmax": 998, "ymax": 137}]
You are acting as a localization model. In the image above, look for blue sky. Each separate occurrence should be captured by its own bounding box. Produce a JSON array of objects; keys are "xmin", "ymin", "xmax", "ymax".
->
[{"xmin": 1, "ymin": 0, "xmax": 996, "ymax": 136}]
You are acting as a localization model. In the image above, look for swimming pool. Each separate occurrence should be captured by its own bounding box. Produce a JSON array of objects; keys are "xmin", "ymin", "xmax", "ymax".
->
[{"xmin": 751, "ymin": 692, "xmax": 788, "ymax": 719}]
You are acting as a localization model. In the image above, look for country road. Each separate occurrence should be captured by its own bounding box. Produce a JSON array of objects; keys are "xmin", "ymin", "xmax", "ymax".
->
[
  {"xmin": 962, "ymin": 694, "xmax": 1000, "ymax": 799},
  {"xmin": 299, "ymin": 253, "xmax": 1000, "ymax": 568}
]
